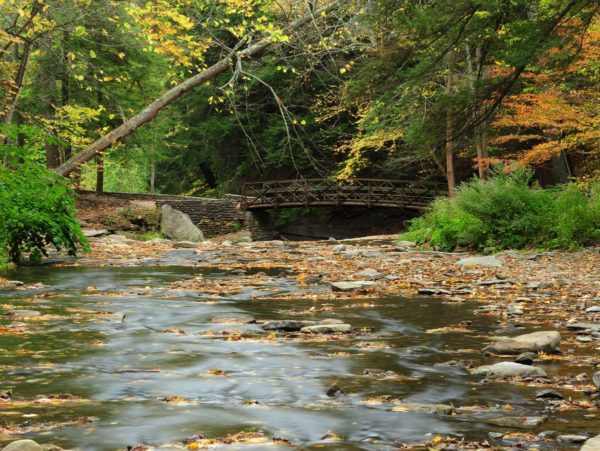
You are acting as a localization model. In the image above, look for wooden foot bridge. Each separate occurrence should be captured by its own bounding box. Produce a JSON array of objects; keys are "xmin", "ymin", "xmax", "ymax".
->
[{"xmin": 240, "ymin": 178, "xmax": 445, "ymax": 211}]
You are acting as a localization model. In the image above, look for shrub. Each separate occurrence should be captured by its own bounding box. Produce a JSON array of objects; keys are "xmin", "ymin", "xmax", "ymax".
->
[
  {"xmin": 401, "ymin": 169, "xmax": 600, "ymax": 251},
  {"xmin": 0, "ymin": 163, "xmax": 89, "ymax": 263},
  {"xmin": 106, "ymin": 206, "xmax": 161, "ymax": 232}
]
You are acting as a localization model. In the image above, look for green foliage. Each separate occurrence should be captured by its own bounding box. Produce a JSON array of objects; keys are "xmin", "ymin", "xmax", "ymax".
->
[
  {"xmin": 122, "ymin": 231, "xmax": 164, "ymax": 241},
  {"xmin": 401, "ymin": 169, "xmax": 600, "ymax": 251},
  {"xmin": 0, "ymin": 162, "xmax": 89, "ymax": 263}
]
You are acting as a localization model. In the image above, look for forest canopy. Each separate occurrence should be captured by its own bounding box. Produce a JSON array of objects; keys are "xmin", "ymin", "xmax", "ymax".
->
[{"xmin": 0, "ymin": 0, "xmax": 598, "ymax": 196}]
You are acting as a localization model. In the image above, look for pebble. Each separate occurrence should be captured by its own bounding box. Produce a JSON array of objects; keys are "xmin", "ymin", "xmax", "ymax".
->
[
  {"xmin": 586, "ymin": 306, "xmax": 600, "ymax": 313},
  {"xmin": 593, "ymin": 371, "xmax": 600, "ymax": 390}
]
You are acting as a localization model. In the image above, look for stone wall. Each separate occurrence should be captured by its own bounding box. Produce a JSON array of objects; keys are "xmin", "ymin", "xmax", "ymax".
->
[{"xmin": 76, "ymin": 191, "xmax": 274, "ymax": 240}]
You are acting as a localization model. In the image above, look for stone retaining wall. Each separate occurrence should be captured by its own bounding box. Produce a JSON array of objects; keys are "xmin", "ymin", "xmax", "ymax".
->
[{"xmin": 76, "ymin": 191, "xmax": 274, "ymax": 240}]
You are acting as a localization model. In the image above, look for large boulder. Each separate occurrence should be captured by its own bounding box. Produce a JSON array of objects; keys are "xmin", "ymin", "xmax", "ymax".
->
[
  {"xmin": 2, "ymin": 440, "xmax": 43, "ymax": 451},
  {"xmin": 484, "ymin": 331, "xmax": 561, "ymax": 355},
  {"xmin": 160, "ymin": 205, "xmax": 204, "ymax": 242},
  {"xmin": 472, "ymin": 362, "xmax": 547, "ymax": 378},
  {"xmin": 582, "ymin": 435, "xmax": 600, "ymax": 451}
]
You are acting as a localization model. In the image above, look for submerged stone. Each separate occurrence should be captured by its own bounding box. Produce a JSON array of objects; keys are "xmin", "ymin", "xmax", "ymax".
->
[
  {"xmin": 391, "ymin": 401, "xmax": 454, "ymax": 415},
  {"xmin": 326, "ymin": 383, "xmax": 345, "ymax": 397},
  {"xmin": 486, "ymin": 415, "xmax": 547, "ymax": 428}
]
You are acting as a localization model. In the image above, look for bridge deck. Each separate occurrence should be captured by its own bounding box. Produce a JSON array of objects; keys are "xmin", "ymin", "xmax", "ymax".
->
[{"xmin": 240, "ymin": 178, "xmax": 445, "ymax": 210}]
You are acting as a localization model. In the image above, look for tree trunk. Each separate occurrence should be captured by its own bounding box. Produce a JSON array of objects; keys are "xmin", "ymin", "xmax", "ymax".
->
[
  {"xmin": 150, "ymin": 161, "xmax": 156, "ymax": 193},
  {"xmin": 54, "ymin": 3, "xmax": 338, "ymax": 177},
  {"xmin": 446, "ymin": 57, "xmax": 456, "ymax": 196},
  {"xmin": 475, "ymin": 43, "xmax": 489, "ymax": 180},
  {"xmin": 96, "ymin": 152, "xmax": 104, "ymax": 194},
  {"xmin": 3, "ymin": 40, "xmax": 32, "ymax": 128}
]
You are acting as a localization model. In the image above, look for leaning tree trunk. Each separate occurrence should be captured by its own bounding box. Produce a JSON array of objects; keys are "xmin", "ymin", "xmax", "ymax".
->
[
  {"xmin": 55, "ymin": 3, "xmax": 338, "ymax": 177},
  {"xmin": 445, "ymin": 55, "xmax": 456, "ymax": 196}
]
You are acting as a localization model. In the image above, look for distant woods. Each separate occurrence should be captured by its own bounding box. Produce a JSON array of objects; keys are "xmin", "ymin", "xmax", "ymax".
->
[{"xmin": 0, "ymin": 0, "xmax": 598, "ymax": 195}]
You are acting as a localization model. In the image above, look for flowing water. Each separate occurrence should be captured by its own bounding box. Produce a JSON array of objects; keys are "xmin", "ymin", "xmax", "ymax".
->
[{"xmin": 0, "ymin": 263, "xmax": 597, "ymax": 450}]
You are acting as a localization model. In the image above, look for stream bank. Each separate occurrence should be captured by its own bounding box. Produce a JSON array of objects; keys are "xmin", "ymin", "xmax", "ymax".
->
[{"xmin": 0, "ymin": 236, "xmax": 599, "ymax": 450}]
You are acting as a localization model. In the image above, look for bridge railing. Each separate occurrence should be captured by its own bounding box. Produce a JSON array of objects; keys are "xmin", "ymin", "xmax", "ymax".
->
[{"xmin": 240, "ymin": 178, "xmax": 446, "ymax": 210}]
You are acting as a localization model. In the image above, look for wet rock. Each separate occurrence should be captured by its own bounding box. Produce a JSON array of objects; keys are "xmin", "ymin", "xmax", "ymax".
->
[
  {"xmin": 330, "ymin": 281, "xmax": 376, "ymax": 292},
  {"xmin": 527, "ymin": 281, "xmax": 553, "ymax": 289},
  {"xmin": 417, "ymin": 287, "xmax": 451, "ymax": 295},
  {"xmin": 557, "ymin": 434, "xmax": 588, "ymax": 444},
  {"xmin": 577, "ymin": 336, "xmax": 594, "ymax": 343},
  {"xmin": 566, "ymin": 321, "xmax": 600, "ymax": 332},
  {"xmin": 457, "ymin": 255, "xmax": 502, "ymax": 267},
  {"xmin": 326, "ymin": 383, "xmax": 345, "ymax": 397},
  {"xmin": 486, "ymin": 416, "xmax": 547, "ymax": 428},
  {"xmin": 391, "ymin": 401, "xmax": 455, "ymax": 415},
  {"xmin": 233, "ymin": 235, "xmax": 253, "ymax": 244},
  {"xmin": 396, "ymin": 240, "xmax": 416, "ymax": 248},
  {"xmin": 40, "ymin": 445, "xmax": 65, "ymax": 451},
  {"xmin": 507, "ymin": 304, "xmax": 524, "ymax": 315},
  {"xmin": 353, "ymin": 268, "xmax": 382, "ymax": 280},
  {"xmin": 1, "ymin": 440, "xmax": 43, "ymax": 451},
  {"xmin": 160, "ymin": 204, "xmax": 204, "ymax": 242},
  {"xmin": 472, "ymin": 362, "xmax": 547, "ymax": 378},
  {"xmin": 536, "ymin": 389, "xmax": 563, "ymax": 400},
  {"xmin": 446, "ymin": 297, "xmax": 467, "ymax": 303},
  {"xmin": 586, "ymin": 306, "xmax": 600, "ymax": 313},
  {"xmin": 483, "ymin": 331, "xmax": 561, "ymax": 354},
  {"xmin": 319, "ymin": 319, "xmax": 344, "ymax": 325},
  {"xmin": 581, "ymin": 435, "xmax": 600, "ymax": 451},
  {"xmin": 515, "ymin": 352, "xmax": 535, "ymax": 365},
  {"xmin": 174, "ymin": 241, "xmax": 198, "ymax": 248},
  {"xmin": 40, "ymin": 445, "xmax": 64, "ymax": 451},
  {"xmin": 261, "ymin": 320, "xmax": 316, "ymax": 331},
  {"xmin": 5, "ymin": 310, "xmax": 41, "ymax": 317},
  {"xmin": 146, "ymin": 237, "xmax": 170, "ymax": 245},
  {"xmin": 83, "ymin": 228, "xmax": 109, "ymax": 237},
  {"xmin": 593, "ymin": 371, "xmax": 600, "ymax": 390},
  {"xmin": 7, "ymin": 280, "xmax": 24, "ymax": 287},
  {"xmin": 101, "ymin": 312, "xmax": 125, "ymax": 322},
  {"xmin": 301, "ymin": 324, "xmax": 352, "ymax": 334},
  {"xmin": 0, "ymin": 389, "xmax": 12, "ymax": 400},
  {"xmin": 332, "ymin": 244, "xmax": 346, "ymax": 253}
]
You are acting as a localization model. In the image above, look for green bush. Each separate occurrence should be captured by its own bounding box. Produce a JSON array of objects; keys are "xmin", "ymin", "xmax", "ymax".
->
[
  {"xmin": 0, "ymin": 163, "xmax": 89, "ymax": 263},
  {"xmin": 401, "ymin": 169, "xmax": 600, "ymax": 251}
]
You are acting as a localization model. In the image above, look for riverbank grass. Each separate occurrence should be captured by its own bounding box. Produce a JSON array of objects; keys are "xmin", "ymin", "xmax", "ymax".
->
[{"xmin": 400, "ymin": 170, "xmax": 600, "ymax": 251}]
